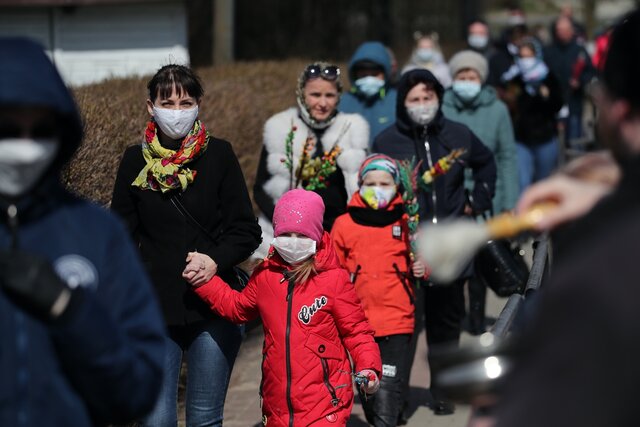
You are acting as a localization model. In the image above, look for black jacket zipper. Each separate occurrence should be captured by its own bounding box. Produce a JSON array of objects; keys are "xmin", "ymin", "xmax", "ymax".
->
[
  {"xmin": 320, "ymin": 358, "xmax": 340, "ymax": 407},
  {"xmin": 285, "ymin": 277, "xmax": 295, "ymax": 427}
]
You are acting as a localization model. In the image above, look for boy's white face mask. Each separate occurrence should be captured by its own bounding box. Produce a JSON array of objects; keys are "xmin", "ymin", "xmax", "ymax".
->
[
  {"xmin": 272, "ymin": 236, "xmax": 316, "ymax": 264},
  {"xmin": 0, "ymin": 138, "xmax": 59, "ymax": 197}
]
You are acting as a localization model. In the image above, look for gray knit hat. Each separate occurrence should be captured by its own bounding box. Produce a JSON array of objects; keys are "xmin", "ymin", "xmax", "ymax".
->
[{"xmin": 449, "ymin": 50, "xmax": 488, "ymax": 83}]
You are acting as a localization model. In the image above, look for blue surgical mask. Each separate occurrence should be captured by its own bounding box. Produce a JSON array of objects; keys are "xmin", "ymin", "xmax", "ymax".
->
[
  {"xmin": 507, "ymin": 43, "xmax": 519, "ymax": 56},
  {"xmin": 452, "ymin": 80, "xmax": 482, "ymax": 102},
  {"xmin": 355, "ymin": 76, "xmax": 385, "ymax": 97},
  {"xmin": 517, "ymin": 57, "xmax": 537, "ymax": 71},
  {"xmin": 416, "ymin": 48, "xmax": 434, "ymax": 62},
  {"xmin": 468, "ymin": 34, "xmax": 489, "ymax": 50}
]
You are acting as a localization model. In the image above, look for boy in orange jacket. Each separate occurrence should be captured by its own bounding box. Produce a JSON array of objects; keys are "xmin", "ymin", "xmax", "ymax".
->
[{"xmin": 331, "ymin": 154, "xmax": 428, "ymax": 426}]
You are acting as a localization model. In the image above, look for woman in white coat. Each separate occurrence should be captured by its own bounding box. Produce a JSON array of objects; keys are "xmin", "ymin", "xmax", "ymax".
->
[{"xmin": 253, "ymin": 62, "xmax": 369, "ymax": 259}]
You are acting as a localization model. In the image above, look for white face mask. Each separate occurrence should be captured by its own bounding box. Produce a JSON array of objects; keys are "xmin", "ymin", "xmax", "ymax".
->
[
  {"xmin": 272, "ymin": 236, "xmax": 317, "ymax": 265},
  {"xmin": 355, "ymin": 76, "xmax": 385, "ymax": 97},
  {"xmin": 0, "ymin": 138, "xmax": 59, "ymax": 197},
  {"xmin": 359, "ymin": 185, "xmax": 397, "ymax": 210},
  {"xmin": 406, "ymin": 102, "xmax": 439, "ymax": 126},
  {"xmin": 416, "ymin": 48, "xmax": 434, "ymax": 62},
  {"xmin": 152, "ymin": 106, "xmax": 199, "ymax": 140},
  {"xmin": 468, "ymin": 34, "xmax": 489, "ymax": 50}
]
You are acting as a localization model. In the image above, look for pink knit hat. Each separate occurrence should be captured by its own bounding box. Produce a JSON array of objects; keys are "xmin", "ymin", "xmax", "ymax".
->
[{"xmin": 273, "ymin": 189, "xmax": 325, "ymax": 243}]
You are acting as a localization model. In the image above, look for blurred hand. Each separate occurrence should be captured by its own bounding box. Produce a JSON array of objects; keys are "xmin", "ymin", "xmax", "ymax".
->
[
  {"xmin": 182, "ymin": 251, "xmax": 218, "ymax": 287},
  {"xmin": 355, "ymin": 369, "xmax": 380, "ymax": 395},
  {"xmin": 516, "ymin": 175, "xmax": 611, "ymax": 231},
  {"xmin": 0, "ymin": 251, "xmax": 72, "ymax": 318}
]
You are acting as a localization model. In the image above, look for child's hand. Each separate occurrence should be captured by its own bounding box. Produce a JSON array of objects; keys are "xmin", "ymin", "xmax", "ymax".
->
[
  {"xmin": 182, "ymin": 251, "xmax": 218, "ymax": 287},
  {"xmin": 412, "ymin": 260, "xmax": 431, "ymax": 279},
  {"xmin": 355, "ymin": 369, "xmax": 380, "ymax": 395}
]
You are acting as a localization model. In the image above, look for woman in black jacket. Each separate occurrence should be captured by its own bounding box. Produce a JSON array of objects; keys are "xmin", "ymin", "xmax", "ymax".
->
[
  {"xmin": 373, "ymin": 68, "xmax": 496, "ymax": 416},
  {"xmin": 501, "ymin": 37, "xmax": 564, "ymax": 192},
  {"xmin": 111, "ymin": 65, "xmax": 261, "ymax": 426}
]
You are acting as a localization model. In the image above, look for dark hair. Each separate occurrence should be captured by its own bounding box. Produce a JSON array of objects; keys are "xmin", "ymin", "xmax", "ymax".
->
[
  {"xmin": 147, "ymin": 64, "xmax": 204, "ymax": 102},
  {"xmin": 602, "ymin": 9, "xmax": 640, "ymax": 107}
]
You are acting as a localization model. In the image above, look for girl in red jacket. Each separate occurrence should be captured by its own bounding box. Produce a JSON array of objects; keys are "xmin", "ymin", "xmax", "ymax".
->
[
  {"xmin": 193, "ymin": 189, "xmax": 381, "ymax": 426},
  {"xmin": 331, "ymin": 154, "xmax": 428, "ymax": 426}
]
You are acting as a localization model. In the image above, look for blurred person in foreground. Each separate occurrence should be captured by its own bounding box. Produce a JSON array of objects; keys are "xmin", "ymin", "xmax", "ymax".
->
[
  {"xmin": 495, "ymin": 9, "xmax": 640, "ymax": 427},
  {"xmin": 0, "ymin": 37, "xmax": 165, "ymax": 426}
]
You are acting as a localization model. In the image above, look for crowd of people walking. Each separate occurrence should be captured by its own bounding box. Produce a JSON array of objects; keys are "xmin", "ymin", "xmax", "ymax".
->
[{"xmin": 1, "ymin": 3, "xmax": 628, "ymax": 427}]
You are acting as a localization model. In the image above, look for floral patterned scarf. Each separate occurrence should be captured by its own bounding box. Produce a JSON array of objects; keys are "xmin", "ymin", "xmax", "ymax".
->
[{"xmin": 132, "ymin": 119, "xmax": 208, "ymax": 192}]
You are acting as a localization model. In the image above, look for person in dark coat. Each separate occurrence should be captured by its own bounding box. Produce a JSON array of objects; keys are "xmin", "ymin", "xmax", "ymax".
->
[
  {"xmin": 373, "ymin": 68, "xmax": 496, "ymax": 416},
  {"xmin": 0, "ymin": 37, "xmax": 165, "ymax": 426},
  {"xmin": 501, "ymin": 37, "xmax": 564, "ymax": 193},
  {"xmin": 544, "ymin": 15, "xmax": 596, "ymax": 145},
  {"xmin": 111, "ymin": 64, "xmax": 261, "ymax": 426},
  {"xmin": 495, "ymin": 8, "xmax": 640, "ymax": 427}
]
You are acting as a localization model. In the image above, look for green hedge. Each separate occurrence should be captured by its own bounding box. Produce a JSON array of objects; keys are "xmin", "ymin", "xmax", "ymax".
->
[{"xmin": 66, "ymin": 59, "xmax": 324, "ymax": 207}]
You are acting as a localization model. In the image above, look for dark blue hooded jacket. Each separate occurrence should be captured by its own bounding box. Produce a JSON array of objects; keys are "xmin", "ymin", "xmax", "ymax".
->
[
  {"xmin": 0, "ymin": 38, "xmax": 165, "ymax": 426},
  {"xmin": 340, "ymin": 41, "xmax": 397, "ymax": 147}
]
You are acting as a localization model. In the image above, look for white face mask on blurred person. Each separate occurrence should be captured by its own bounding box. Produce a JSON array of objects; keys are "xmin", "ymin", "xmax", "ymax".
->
[
  {"xmin": 406, "ymin": 102, "xmax": 439, "ymax": 126},
  {"xmin": 0, "ymin": 138, "xmax": 59, "ymax": 197},
  {"xmin": 152, "ymin": 106, "xmax": 198, "ymax": 140},
  {"xmin": 468, "ymin": 34, "xmax": 489, "ymax": 50},
  {"xmin": 355, "ymin": 76, "xmax": 385, "ymax": 97},
  {"xmin": 272, "ymin": 236, "xmax": 317, "ymax": 264}
]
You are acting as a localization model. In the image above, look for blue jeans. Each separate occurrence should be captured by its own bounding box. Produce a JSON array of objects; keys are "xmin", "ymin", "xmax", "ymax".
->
[
  {"xmin": 517, "ymin": 138, "xmax": 559, "ymax": 194},
  {"xmin": 142, "ymin": 318, "xmax": 243, "ymax": 427}
]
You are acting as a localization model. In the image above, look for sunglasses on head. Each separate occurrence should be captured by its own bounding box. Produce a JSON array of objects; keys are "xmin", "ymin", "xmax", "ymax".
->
[{"xmin": 304, "ymin": 64, "xmax": 340, "ymax": 81}]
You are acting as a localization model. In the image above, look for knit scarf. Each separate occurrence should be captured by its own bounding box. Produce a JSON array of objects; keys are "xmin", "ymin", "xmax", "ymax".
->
[{"xmin": 132, "ymin": 119, "xmax": 208, "ymax": 192}]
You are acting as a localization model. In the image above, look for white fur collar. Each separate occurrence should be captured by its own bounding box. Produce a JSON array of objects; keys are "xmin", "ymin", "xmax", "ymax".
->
[{"xmin": 262, "ymin": 108, "xmax": 369, "ymax": 203}]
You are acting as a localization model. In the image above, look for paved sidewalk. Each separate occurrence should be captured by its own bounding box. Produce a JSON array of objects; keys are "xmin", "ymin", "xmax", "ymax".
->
[{"xmin": 222, "ymin": 290, "xmax": 506, "ymax": 427}]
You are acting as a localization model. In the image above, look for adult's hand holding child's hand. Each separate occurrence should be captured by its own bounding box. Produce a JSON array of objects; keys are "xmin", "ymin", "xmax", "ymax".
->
[{"xmin": 182, "ymin": 251, "xmax": 218, "ymax": 287}]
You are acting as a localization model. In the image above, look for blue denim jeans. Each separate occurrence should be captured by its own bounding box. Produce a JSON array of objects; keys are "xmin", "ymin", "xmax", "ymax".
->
[
  {"xmin": 517, "ymin": 138, "xmax": 559, "ymax": 194},
  {"xmin": 142, "ymin": 318, "xmax": 243, "ymax": 427}
]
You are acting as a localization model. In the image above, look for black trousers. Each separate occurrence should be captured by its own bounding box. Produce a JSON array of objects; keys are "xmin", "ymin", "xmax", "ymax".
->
[
  {"xmin": 361, "ymin": 334, "xmax": 412, "ymax": 427},
  {"xmin": 424, "ymin": 279, "xmax": 466, "ymax": 401}
]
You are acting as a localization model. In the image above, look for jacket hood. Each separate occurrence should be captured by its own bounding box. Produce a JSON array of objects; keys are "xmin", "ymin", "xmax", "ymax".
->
[
  {"xmin": 0, "ymin": 37, "xmax": 83, "ymax": 173},
  {"xmin": 395, "ymin": 68, "xmax": 445, "ymax": 134},
  {"xmin": 443, "ymin": 85, "xmax": 497, "ymax": 110},
  {"xmin": 265, "ymin": 232, "xmax": 342, "ymax": 273},
  {"xmin": 348, "ymin": 41, "xmax": 392, "ymax": 84}
]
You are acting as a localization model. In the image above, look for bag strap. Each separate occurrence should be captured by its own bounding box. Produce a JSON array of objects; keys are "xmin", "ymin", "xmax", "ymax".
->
[{"xmin": 170, "ymin": 195, "xmax": 217, "ymax": 243}]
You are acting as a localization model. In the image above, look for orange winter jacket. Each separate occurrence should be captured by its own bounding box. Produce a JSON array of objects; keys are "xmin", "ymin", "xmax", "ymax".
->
[{"xmin": 331, "ymin": 193, "xmax": 415, "ymax": 337}]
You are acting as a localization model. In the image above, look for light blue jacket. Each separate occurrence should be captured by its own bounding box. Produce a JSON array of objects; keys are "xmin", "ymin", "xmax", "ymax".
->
[{"xmin": 340, "ymin": 41, "xmax": 397, "ymax": 147}]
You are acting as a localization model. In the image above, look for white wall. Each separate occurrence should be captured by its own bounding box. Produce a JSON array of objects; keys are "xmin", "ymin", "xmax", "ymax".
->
[{"xmin": 0, "ymin": 1, "xmax": 189, "ymax": 86}]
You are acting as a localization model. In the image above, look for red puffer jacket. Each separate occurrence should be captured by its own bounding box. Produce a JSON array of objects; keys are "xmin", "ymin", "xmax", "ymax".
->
[
  {"xmin": 194, "ymin": 232, "xmax": 381, "ymax": 427},
  {"xmin": 331, "ymin": 193, "xmax": 415, "ymax": 338}
]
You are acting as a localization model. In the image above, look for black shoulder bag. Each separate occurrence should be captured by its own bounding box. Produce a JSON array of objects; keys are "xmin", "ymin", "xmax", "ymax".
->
[
  {"xmin": 170, "ymin": 195, "xmax": 250, "ymax": 291},
  {"xmin": 467, "ymin": 189, "xmax": 529, "ymax": 297}
]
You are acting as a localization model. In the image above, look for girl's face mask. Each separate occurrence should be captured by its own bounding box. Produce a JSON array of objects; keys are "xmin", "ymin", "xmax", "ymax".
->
[{"xmin": 272, "ymin": 236, "xmax": 317, "ymax": 264}]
